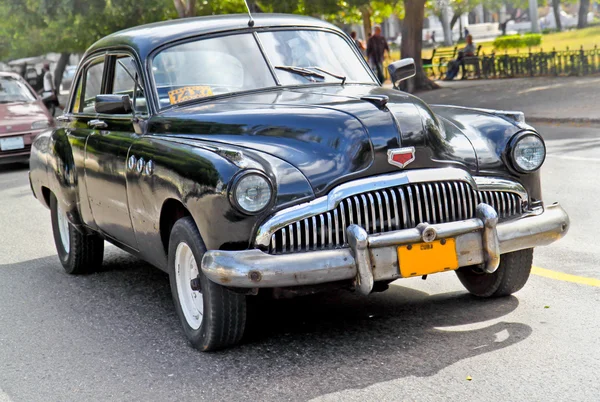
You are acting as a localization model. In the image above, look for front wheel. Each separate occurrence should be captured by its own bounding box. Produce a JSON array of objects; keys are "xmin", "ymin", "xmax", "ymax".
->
[
  {"xmin": 455, "ymin": 249, "xmax": 533, "ymax": 297},
  {"xmin": 50, "ymin": 193, "xmax": 104, "ymax": 274},
  {"xmin": 168, "ymin": 217, "xmax": 246, "ymax": 351}
]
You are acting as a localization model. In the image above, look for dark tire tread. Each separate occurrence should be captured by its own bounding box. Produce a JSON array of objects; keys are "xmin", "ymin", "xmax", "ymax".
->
[
  {"xmin": 168, "ymin": 217, "xmax": 246, "ymax": 351},
  {"xmin": 50, "ymin": 193, "xmax": 104, "ymax": 275},
  {"xmin": 456, "ymin": 249, "xmax": 533, "ymax": 298}
]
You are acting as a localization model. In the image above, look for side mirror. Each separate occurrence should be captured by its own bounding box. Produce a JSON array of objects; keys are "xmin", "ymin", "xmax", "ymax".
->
[
  {"xmin": 95, "ymin": 94, "xmax": 132, "ymax": 114},
  {"xmin": 387, "ymin": 58, "xmax": 416, "ymax": 89}
]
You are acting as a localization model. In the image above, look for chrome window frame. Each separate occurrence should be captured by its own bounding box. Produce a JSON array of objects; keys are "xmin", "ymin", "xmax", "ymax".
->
[{"xmin": 254, "ymin": 167, "xmax": 529, "ymax": 248}]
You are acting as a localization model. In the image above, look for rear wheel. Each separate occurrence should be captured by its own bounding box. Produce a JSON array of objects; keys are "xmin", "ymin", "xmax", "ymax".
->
[
  {"xmin": 455, "ymin": 249, "xmax": 533, "ymax": 297},
  {"xmin": 50, "ymin": 193, "xmax": 104, "ymax": 274},
  {"xmin": 168, "ymin": 216, "xmax": 246, "ymax": 351}
]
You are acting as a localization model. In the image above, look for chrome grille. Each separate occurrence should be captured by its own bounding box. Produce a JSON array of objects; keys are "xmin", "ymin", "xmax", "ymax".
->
[{"xmin": 269, "ymin": 181, "xmax": 522, "ymax": 254}]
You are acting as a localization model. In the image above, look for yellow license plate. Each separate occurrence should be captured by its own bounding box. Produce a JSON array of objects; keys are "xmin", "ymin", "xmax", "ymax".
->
[{"xmin": 397, "ymin": 239, "xmax": 459, "ymax": 278}]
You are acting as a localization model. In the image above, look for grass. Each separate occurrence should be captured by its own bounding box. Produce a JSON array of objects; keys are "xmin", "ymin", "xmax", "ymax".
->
[{"xmin": 390, "ymin": 25, "xmax": 600, "ymax": 61}]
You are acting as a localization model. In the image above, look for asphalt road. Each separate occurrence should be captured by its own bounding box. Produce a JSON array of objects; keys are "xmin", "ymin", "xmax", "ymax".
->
[{"xmin": 0, "ymin": 123, "xmax": 598, "ymax": 402}]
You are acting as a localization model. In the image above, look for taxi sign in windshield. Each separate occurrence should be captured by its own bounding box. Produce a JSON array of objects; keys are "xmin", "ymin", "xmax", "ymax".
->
[{"xmin": 168, "ymin": 85, "xmax": 213, "ymax": 105}]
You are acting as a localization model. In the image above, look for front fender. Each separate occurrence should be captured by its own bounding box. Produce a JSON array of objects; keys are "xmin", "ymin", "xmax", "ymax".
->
[
  {"xmin": 430, "ymin": 105, "xmax": 543, "ymax": 202},
  {"xmin": 127, "ymin": 136, "xmax": 314, "ymax": 270}
]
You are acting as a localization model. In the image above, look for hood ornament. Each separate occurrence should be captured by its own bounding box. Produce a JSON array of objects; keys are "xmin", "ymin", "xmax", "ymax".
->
[{"xmin": 387, "ymin": 147, "xmax": 415, "ymax": 168}]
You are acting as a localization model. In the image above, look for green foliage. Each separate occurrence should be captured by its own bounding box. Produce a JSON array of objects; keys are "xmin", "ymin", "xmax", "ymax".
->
[
  {"xmin": 0, "ymin": 0, "xmax": 174, "ymax": 61},
  {"xmin": 493, "ymin": 34, "xmax": 542, "ymax": 49}
]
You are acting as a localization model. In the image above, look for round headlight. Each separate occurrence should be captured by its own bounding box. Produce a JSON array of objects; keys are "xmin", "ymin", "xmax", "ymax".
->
[
  {"xmin": 231, "ymin": 172, "xmax": 273, "ymax": 214},
  {"xmin": 511, "ymin": 134, "xmax": 545, "ymax": 172}
]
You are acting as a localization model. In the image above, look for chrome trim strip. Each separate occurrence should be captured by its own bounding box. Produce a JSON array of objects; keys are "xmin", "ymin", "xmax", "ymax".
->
[
  {"xmin": 255, "ymin": 168, "xmax": 529, "ymax": 248},
  {"xmin": 473, "ymin": 176, "xmax": 529, "ymax": 203}
]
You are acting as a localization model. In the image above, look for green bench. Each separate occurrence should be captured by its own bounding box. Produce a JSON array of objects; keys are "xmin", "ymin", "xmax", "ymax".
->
[{"xmin": 422, "ymin": 47, "xmax": 457, "ymax": 79}]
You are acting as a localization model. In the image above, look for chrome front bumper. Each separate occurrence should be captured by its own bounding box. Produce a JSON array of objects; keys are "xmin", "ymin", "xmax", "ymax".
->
[{"xmin": 201, "ymin": 203, "xmax": 569, "ymax": 295}]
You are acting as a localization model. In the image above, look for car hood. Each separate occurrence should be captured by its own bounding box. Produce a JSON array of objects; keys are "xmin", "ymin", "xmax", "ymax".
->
[
  {"xmin": 149, "ymin": 86, "xmax": 499, "ymax": 195},
  {"xmin": 0, "ymin": 101, "xmax": 51, "ymax": 134}
]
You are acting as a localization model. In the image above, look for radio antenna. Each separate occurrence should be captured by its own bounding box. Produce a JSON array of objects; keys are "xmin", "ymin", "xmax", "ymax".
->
[{"xmin": 243, "ymin": 0, "xmax": 255, "ymax": 27}]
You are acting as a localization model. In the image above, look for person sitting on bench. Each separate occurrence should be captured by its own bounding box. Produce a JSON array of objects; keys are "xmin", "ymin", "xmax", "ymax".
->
[{"xmin": 444, "ymin": 35, "xmax": 476, "ymax": 81}]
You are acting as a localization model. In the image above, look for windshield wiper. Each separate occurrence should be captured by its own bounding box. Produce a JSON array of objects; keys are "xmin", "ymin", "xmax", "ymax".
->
[
  {"xmin": 274, "ymin": 65, "xmax": 325, "ymax": 82},
  {"xmin": 307, "ymin": 67, "xmax": 347, "ymax": 85}
]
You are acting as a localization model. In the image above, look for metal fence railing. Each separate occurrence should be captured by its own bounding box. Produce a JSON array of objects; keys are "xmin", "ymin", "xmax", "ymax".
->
[
  {"xmin": 476, "ymin": 46, "xmax": 600, "ymax": 79},
  {"xmin": 422, "ymin": 46, "xmax": 600, "ymax": 80}
]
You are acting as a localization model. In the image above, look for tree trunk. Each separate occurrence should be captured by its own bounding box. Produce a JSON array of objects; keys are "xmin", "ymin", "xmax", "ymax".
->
[
  {"xmin": 360, "ymin": 5, "xmax": 373, "ymax": 38},
  {"xmin": 578, "ymin": 0, "xmax": 590, "ymax": 29},
  {"xmin": 450, "ymin": 13, "xmax": 460, "ymax": 31},
  {"xmin": 552, "ymin": 0, "xmax": 562, "ymax": 31},
  {"xmin": 401, "ymin": 0, "xmax": 438, "ymax": 92},
  {"xmin": 53, "ymin": 52, "xmax": 70, "ymax": 92},
  {"xmin": 173, "ymin": 0, "xmax": 195, "ymax": 18}
]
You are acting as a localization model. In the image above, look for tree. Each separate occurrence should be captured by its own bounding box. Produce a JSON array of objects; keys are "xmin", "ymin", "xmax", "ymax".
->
[
  {"xmin": 552, "ymin": 0, "xmax": 562, "ymax": 31},
  {"xmin": 400, "ymin": 0, "xmax": 437, "ymax": 92},
  {"xmin": 578, "ymin": 0, "xmax": 590, "ymax": 29},
  {"xmin": 173, "ymin": 0, "xmax": 196, "ymax": 17}
]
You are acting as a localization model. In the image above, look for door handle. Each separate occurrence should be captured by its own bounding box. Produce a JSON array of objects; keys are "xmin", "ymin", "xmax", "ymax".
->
[{"xmin": 88, "ymin": 119, "xmax": 108, "ymax": 129}]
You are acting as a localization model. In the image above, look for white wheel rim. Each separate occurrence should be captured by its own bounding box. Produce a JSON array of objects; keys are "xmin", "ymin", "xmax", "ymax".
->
[
  {"xmin": 174, "ymin": 242, "xmax": 204, "ymax": 330},
  {"xmin": 56, "ymin": 204, "xmax": 70, "ymax": 253}
]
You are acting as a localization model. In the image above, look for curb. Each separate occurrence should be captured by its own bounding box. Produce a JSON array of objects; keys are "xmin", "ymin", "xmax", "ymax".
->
[{"xmin": 526, "ymin": 117, "xmax": 600, "ymax": 125}]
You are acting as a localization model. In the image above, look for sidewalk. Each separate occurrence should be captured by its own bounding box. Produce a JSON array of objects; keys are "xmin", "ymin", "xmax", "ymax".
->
[{"xmin": 413, "ymin": 76, "xmax": 600, "ymax": 123}]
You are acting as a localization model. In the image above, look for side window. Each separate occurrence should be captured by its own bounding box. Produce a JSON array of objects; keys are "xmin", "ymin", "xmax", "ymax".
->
[
  {"xmin": 82, "ymin": 61, "xmax": 105, "ymax": 114},
  {"xmin": 113, "ymin": 56, "xmax": 146, "ymax": 114},
  {"xmin": 71, "ymin": 76, "xmax": 82, "ymax": 113}
]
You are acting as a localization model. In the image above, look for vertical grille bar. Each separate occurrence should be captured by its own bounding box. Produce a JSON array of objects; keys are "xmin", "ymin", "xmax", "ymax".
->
[
  {"xmin": 340, "ymin": 202, "xmax": 347, "ymax": 244},
  {"xmin": 389, "ymin": 189, "xmax": 400, "ymax": 230},
  {"xmin": 381, "ymin": 190, "xmax": 392, "ymax": 232},
  {"xmin": 319, "ymin": 214, "xmax": 325, "ymax": 248},
  {"xmin": 353, "ymin": 196, "xmax": 362, "ymax": 227},
  {"xmin": 399, "ymin": 187, "xmax": 411, "ymax": 228},
  {"xmin": 375, "ymin": 191, "xmax": 385, "ymax": 233},
  {"xmin": 271, "ymin": 234, "xmax": 276, "ymax": 254},
  {"xmin": 346, "ymin": 198, "xmax": 354, "ymax": 225},
  {"xmin": 311, "ymin": 216, "xmax": 317, "ymax": 250},
  {"xmin": 304, "ymin": 218, "xmax": 310, "ymax": 251},
  {"xmin": 333, "ymin": 209, "xmax": 340, "ymax": 246},
  {"xmin": 295, "ymin": 222, "xmax": 301, "ymax": 252},
  {"xmin": 367, "ymin": 193, "xmax": 377, "ymax": 233},
  {"xmin": 434, "ymin": 183, "xmax": 444, "ymax": 223},
  {"xmin": 414, "ymin": 185, "xmax": 423, "ymax": 224},
  {"xmin": 441, "ymin": 182, "xmax": 450, "ymax": 222},
  {"xmin": 327, "ymin": 212, "xmax": 333, "ymax": 247},
  {"xmin": 288, "ymin": 224, "xmax": 294, "ymax": 252},
  {"xmin": 282, "ymin": 227, "xmax": 287, "ymax": 253},
  {"xmin": 421, "ymin": 183, "xmax": 431, "ymax": 223}
]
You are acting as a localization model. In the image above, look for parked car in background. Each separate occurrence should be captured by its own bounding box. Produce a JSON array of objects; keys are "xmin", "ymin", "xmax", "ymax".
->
[
  {"xmin": 0, "ymin": 72, "xmax": 53, "ymax": 164},
  {"xmin": 30, "ymin": 14, "xmax": 569, "ymax": 351},
  {"xmin": 60, "ymin": 65, "xmax": 77, "ymax": 93}
]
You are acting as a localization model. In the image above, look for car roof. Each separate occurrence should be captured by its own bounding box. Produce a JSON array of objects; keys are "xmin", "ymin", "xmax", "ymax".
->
[
  {"xmin": 0, "ymin": 72, "xmax": 23, "ymax": 79},
  {"xmin": 86, "ymin": 13, "xmax": 342, "ymax": 61}
]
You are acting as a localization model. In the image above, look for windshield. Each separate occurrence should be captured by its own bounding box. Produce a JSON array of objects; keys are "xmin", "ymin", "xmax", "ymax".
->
[
  {"xmin": 152, "ymin": 29, "xmax": 375, "ymax": 108},
  {"xmin": 258, "ymin": 30, "xmax": 374, "ymax": 85},
  {"xmin": 152, "ymin": 33, "xmax": 276, "ymax": 108},
  {"xmin": 0, "ymin": 76, "xmax": 36, "ymax": 103}
]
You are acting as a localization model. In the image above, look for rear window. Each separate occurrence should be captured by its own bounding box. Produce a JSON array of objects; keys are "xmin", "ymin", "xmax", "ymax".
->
[{"xmin": 0, "ymin": 76, "xmax": 36, "ymax": 103}]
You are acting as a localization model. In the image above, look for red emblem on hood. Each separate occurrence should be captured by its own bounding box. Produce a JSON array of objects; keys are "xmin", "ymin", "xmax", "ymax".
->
[{"xmin": 387, "ymin": 147, "xmax": 415, "ymax": 168}]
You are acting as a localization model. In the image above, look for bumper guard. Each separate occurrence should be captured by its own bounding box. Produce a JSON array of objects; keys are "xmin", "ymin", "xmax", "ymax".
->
[{"xmin": 201, "ymin": 203, "xmax": 569, "ymax": 295}]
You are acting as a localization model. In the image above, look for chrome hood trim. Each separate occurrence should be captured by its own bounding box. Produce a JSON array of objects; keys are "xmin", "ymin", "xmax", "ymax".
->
[{"xmin": 255, "ymin": 167, "xmax": 528, "ymax": 248}]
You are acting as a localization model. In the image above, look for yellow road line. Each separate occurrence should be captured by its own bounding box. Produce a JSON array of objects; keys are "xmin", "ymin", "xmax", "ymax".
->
[{"xmin": 532, "ymin": 266, "xmax": 600, "ymax": 287}]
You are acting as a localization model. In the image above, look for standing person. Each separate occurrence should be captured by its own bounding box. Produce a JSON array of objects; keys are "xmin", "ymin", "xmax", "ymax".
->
[
  {"xmin": 366, "ymin": 25, "xmax": 389, "ymax": 83},
  {"xmin": 350, "ymin": 31, "xmax": 365, "ymax": 55},
  {"xmin": 41, "ymin": 62, "xmax": 59, "ymax": 116},
  {"xmin": 431, "ymin": 31, "xmax": 436, "ymax": 44}
]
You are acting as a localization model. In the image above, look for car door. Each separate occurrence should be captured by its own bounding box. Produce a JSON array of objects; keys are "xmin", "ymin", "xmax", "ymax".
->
[{"xmin": 83, "ymin": 54, "xmax": 145, "ymax": 250}]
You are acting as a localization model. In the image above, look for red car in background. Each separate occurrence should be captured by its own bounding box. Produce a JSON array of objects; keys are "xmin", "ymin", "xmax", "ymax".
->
[{"xmin": 0, "ymin": 72, "xmax": 53, "ymax": 164}]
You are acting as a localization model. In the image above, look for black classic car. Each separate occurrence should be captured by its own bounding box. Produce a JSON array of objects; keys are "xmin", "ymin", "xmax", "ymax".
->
[{"xmin": 29, "ymin": 14, "xmax": 569, "ymax": 351}]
